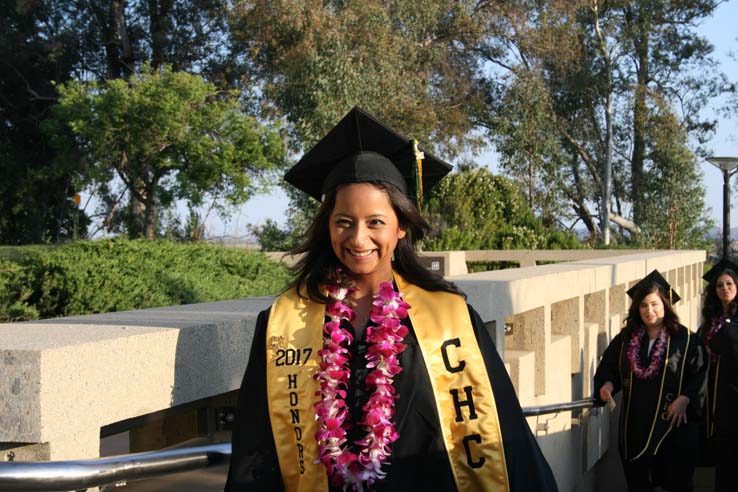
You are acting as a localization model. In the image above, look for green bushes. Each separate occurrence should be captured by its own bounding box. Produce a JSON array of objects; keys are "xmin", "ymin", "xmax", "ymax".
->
[
  {"xmin": 422, "ymin": 169, "xmax": 581, "ymax": 251},
  {"xmin": 0, "ymin": 260, "xmax": 40, "ymax": 321},
  {"xmin": 0, "ymin": 240, "xmax": 290, "ymax": 322}
]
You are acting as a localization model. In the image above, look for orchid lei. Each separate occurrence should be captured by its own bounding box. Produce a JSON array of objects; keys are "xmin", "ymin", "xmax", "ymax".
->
[
  {"xmin": 314, "ymin": 280, "xmax": 410, "ymax": 491},
  {"xmin": 704, "ymin": 314, "xmax": 727, "ymax": 364},
  {"xmin": 627, "ymin": 326, "xmax": 668, "ymax": 380}
]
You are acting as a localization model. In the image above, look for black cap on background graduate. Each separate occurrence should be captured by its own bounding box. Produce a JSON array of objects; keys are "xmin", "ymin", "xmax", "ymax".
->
[
  {"xmin": 284, "ymin": 107, "xmax": 453, "ymax": 205},
  {"xmin": 627, "ymin": 269, "xmax": 681, "ymax": 304},
  {"xmin": 702, "ymin": 258, "xmax": 738, "ymax": 285}
]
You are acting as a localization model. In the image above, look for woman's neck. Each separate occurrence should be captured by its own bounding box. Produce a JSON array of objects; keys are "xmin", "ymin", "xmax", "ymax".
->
[
  {"xmin": 346, "ymin": 271, "xmax": 394, "ymax": 299},
  {"xmin": 343, "ymin": 270, "xmax": 394, "ymax": 338},
  {"xmin": 645, "ymin": 323, "xmax": 663, "ymax": 338},
  {"xmin": 722, "ymin": 302, "xmax": 732, "ymax": 315},
  {"xmin": 346, "ymin": 292, "xmax": 373, "ymax": 339}
]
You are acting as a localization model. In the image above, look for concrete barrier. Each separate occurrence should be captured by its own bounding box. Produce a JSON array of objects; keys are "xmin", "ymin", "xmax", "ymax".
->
[{"xmin": 453, "ymin": 250, "xmax": 705, "ymax": 491}]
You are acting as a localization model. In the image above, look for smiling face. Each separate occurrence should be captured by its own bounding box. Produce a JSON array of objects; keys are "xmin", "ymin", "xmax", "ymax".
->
[
  {"xmin": 329, "ymin": 183, "xmax": 406, "ymax": 287},
  {"xmin": 716, "ymin": 272, "xmax": 737, "ymax": 310},
  {"xmin": 639, "ymin": 291, "xmax": 665, "ymax": 330}
]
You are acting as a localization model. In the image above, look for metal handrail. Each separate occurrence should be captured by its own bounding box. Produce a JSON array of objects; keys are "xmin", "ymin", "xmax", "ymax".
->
[
  {"xmin": 0, "ymin": 398, "xmax": 599, "ymax": 492},
  {"xmin": 522, "ymin": 397, "xmax": 598, "ymax": 417},
  {"xmin": 0, "ymin": 443, "xmax": 230, "ymax": 492}
]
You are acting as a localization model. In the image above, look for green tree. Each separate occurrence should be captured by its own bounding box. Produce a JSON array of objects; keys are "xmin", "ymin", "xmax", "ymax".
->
[
  {"xmin": 0, "ymin": 0, "xmax": 243, "ymax": 243},
  {"xmin": 484, "ymin": 72, "xmax": 571, "ymax": 229},
  {"xmin": 45, "ymin": 66, "xmax": 287, "ymax": 239},
  {"xmin": 249, "ymin": 218, "xmax": 296, "ymax": 252},
  {"xmin": 0, "ymin": 0, "xmax": 89, "ymax": 244},
  {"xmin": 51, "ymin": 0, "xmax": 236, "ymax": 82},
  {"xmin": 231, "ymin": 0, "xmax": 484, "ymax": 153},
  {"xmin": 422, "ymin": 167, "xmax": 580, "ymax": 251},
  {"xmin": 232, "ymin": 0, "xmax": 491, "ymax": 242},
  {"xmin": 474, "ymin": 0, "xmax": 721, "ymax": 247},
  {"xmin": 636, "ymin": 98, "xmax": 713, "ymax": 249}
]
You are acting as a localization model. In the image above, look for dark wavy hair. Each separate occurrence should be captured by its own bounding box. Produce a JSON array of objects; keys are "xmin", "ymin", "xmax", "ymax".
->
[
  {"xmin": 701, "ymin": 268, "xmax": 738, "ymax": 328},
  {"xmin": 286, "ymin": 181, "xmax": 463, "ymax": 303},
  {"xmin": 624, "ymin": 282, "xmax": 680, "ymax": 337}
]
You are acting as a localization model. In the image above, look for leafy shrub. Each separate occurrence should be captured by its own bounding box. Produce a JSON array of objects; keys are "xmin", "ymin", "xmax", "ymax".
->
[
  {"xmin": 422, "ymin": 168, "xmax": 581, "ymax": 251},
  {"xmin": 0, "ymin": 260, "xmax": 39, "ymax": 321},
  {"xmin": 0, "ymin": 240, "xmax": 290, "ymax": 321}
]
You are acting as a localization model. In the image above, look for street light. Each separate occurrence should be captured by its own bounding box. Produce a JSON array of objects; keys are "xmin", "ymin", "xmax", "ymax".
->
[{"xmin": 707, "ymin": 156, "xmax": 738, "ymax": 259}]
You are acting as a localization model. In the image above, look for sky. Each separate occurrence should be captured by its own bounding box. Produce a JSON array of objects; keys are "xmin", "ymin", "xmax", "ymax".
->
[
  {"xmin": 696, "ymin": 0, "xmax": 738, "ymax": 232},
  {"xmin": 202, "ymin": 2, "xmax": 738, "ymax": 241}
]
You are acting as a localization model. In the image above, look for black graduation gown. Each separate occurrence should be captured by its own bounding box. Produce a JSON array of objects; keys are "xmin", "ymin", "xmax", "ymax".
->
[
  {"xmin": 593, "ymin": 326, "xmax": 706, "ymax": 464},
  {"xmin": 707, "ymin": 319, "xmax": 738, "ymax": 490},
  {"xmin": 708, "ymin": 319, "xmax": 738, "ymax": 439},
  {"xmin": 225, "ymin": 304, "xmax": 558, "ymax": 492},
  {"xmin": 696, "ymin": 317, "xmax": 724, "ymax": 465}
]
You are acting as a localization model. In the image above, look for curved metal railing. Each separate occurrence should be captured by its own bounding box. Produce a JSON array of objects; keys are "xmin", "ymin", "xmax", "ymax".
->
[
  {"xmin": 0, "ymin": 444, "xmax": 230, "ymax": 492},
  {"xmin": 0, "ymin": 398, "xmax": 599, "ymax": 492},
  {"xmin": 522, "ymin": 397, "xmax": 598, "ymax": 417}
]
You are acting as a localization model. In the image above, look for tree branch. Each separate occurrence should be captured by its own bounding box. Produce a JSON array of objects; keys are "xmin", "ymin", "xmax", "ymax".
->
[
  {"xmin": 560, "ymin": 128, "xmax": 604, "ymax": 191},
  {"xmin": 609, "ymin": 212, "xmax": 641, "ymax": 234}
]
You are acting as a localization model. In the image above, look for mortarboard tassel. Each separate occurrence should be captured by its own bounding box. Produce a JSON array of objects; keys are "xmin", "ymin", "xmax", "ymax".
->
[{"xmin": 412, "ymin": 139, "xmax": 424, "ymax": 213}]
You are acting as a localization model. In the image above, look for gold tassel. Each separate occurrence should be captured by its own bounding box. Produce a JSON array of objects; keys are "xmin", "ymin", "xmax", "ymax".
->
[{"xmin": 412, "ymin": 139, "xmax": 424, "ymax": 213}]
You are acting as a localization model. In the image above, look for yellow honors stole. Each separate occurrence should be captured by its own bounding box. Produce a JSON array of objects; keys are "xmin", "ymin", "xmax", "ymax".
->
[
  {"xmin": 395, "ymin": 274, "xmax": 510, "ymax": 491},
  {"xmin": 266, "ymin": 274, "xmax": 509, "ymax": 491},
  {"xmin": 266, "ymin": 290, "xmax": 327, "ymax": 492}
]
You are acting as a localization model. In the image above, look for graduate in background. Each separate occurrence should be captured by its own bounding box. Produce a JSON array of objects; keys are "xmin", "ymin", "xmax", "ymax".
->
[
  {"xmin": 696, "ymin": 258, "xmax": 738, "ymax": 471},
  {"xmin": 224, "ymin": 107, "xmax": 558, "ymax": 491},
  {"xmin": 699, "ymin": 258, "xmax": 738, "ymax": 491},
  {"xmin": 594, "ymin": 270, "xmax": 706, "ymax": 492}
]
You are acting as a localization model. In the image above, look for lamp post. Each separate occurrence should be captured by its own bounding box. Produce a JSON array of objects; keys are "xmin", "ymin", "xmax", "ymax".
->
[{"xmin": 707, "ymin": 157, "xmax": 738, "ymax": 259}]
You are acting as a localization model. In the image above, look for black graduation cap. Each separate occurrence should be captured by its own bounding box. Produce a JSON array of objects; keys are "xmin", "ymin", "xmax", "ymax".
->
[
  {"xmin": 284, "ymin": 107, "xmax": 453, "ymax": 202},
  {"xmin": 702, "ymin": 258, "xmax": 738, "ymax": 284},
  {"xmin": 627, "ymin": 269, "xmax": 681, "ymax": 304}
]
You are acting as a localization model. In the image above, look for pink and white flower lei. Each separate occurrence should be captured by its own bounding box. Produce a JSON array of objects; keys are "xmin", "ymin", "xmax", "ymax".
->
[
  {"xmin": 314, "ymin": 281, "xmax": 410, "ymax": 491},
  {"xmin": 704, "ymin": 314, "xmax": 727, "ymax": 364},
  {"xmin": 627, "ymin": 326, "xmax": 668, "ymax": 380}
]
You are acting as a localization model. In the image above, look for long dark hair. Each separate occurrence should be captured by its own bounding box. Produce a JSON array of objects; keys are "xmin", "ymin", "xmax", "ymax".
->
[
  {"xmin": 701, "ymin": 268, "xmax": 738, "ymax": 327},
  {"xmin": 286, "ymin": 181, "xmax": 463, "ymax": 303},
  {"xmin": 624, "ymin": 282, "xmax": 680, "ymax": 337}
]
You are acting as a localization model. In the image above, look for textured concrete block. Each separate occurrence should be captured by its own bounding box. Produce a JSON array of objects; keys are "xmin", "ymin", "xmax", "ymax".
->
[
  {"xmin": 547, "ymin": 335, "xmax": 572, "ymax": 398},
  {"xmin": 503, "ymin": 349, "xmax": 535, "ymax": 404},
  {"xmin": 0, "ymin": 350, "xmax": 41, "ymax": 442},
  {"xmin": 0, "ymin": 297, "xmax": 273, "ymax": 453},
  {"xmin": 506, "ymin": 305, "xmax": 549, "ymax": 395},
  {"xmin": 552, "ymin": 296, "xmax": 583, "ymax": 373}
]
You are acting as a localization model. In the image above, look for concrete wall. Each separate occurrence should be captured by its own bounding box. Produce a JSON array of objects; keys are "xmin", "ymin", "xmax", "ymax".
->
[
  {"xmin": 0, "ymin": 297, "xmax": 272, "ymax": 462},
  {"xmin": 453, "ymin": 250, "xmax": 705, "ymax": 491},
  {"xmin": 0, "ymin": 250, "xmax": 706, "ymax": 492},
  {"xmin": 265, "ymin": 249, "xmax": 656, "ymax": 276}
]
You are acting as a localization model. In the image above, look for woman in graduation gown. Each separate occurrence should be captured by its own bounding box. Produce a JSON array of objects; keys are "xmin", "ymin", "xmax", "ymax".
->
[
  {"xmin": 224, "ymin": 107, "xmax": 558, "ymax": 492},
  {"xmin": 699, "ymin": 259, "xmax": 738, "ymax": 490},
  {"xmin": 593, "ymin": 270, "xmax": 706, "ymax": 492}
]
